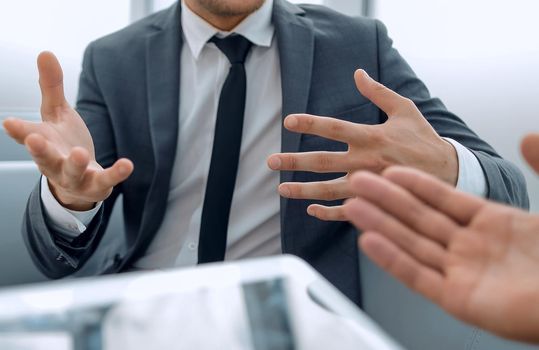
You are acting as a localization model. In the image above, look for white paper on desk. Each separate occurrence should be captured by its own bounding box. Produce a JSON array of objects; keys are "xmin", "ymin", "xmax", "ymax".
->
[
  {"xmin": 103, "ymin": 285, "xmax": 253, "ymax": 350},
  {"xmin": 0, "ymin": 332, "xmax": 72, "ymax": 350}
]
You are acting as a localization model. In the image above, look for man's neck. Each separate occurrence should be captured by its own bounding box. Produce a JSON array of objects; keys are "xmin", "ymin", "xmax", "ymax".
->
[{"xmin": 184, "ymin": 0, "xmax": 252, "ymax": 31}]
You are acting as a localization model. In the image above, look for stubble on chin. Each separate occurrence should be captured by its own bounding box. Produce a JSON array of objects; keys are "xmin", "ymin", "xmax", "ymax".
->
[{"xmin": 196, "ymin": 0, "xmax": 265, "ymax": 17}]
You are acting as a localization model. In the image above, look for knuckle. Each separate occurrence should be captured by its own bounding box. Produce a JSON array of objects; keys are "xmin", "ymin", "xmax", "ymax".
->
[
  {"xmin": 302, "ymin": 116, "xmax": 315, "ymax": 130},
  {"xmin": 285, "ymin": 155, "xmax": 298, "ymax": 170},
  {"xmin": 373, "ymin": 82, "xmax": 387, "ymax": 93},
  {"xmin": 402, "ymin": 97, "xmax": 413, "ymax": 105},
  {"xmin": 362, "ymin": 156, "xmax": 388, "ymax": 174},
  {"xmin": 403, "ymin": 231, "xmax": 421, "ymax": 255},
  {"xmin": 402, "ymin": 98, "xmax": 417, "ymax": 112},
  {"xmin": 316, "ymin": 154, "xmax": 333, "ymax": 171},
  {"xmin": 329, "ymin": 120, "xmax": 344, "ymax": 135},
  {"xmin": 321, "ymin": 184, "xmax": 338, "ymax": 200},
  {"xmin": 288, "ymin": 184, "xmax": 302, "ymax": 198}
]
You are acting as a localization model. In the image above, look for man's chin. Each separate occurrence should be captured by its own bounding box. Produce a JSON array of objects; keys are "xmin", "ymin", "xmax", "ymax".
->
[{"xmin": 197, "ymin": 0, "xmax": 266, "ymax": 17}]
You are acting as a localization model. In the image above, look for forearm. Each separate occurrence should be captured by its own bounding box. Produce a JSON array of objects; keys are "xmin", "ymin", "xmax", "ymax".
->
[{"xmin": 23, "ymin": 181, "xmax": 106, "ymax": 278}]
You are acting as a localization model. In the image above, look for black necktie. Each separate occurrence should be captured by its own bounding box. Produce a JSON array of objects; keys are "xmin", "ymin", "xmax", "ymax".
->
[{"xmin": 198, "ymin": 35, "xmax": 253, "ymax": 264}]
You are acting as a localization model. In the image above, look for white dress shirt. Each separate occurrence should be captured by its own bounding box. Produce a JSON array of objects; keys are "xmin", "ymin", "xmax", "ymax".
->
[{"xmin": 40, "ymin": 0, "xmax": 486, "ymax": 269}]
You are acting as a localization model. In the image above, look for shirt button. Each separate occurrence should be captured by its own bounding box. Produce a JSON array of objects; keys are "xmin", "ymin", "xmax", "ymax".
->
[{"xmin": 188, "ymin": 243, "xmax": 197, "ymax": 251}]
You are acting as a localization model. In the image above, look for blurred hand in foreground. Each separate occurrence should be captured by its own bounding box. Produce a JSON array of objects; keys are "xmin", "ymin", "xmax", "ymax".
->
[{"xmin": 343, "ymin": 134, "xmax": 539, "ymax": 343}]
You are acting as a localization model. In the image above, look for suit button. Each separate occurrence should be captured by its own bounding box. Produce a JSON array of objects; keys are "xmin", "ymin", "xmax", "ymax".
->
[{"xmin": 113, "ymin": 254, "xmax": 123, "ymax": 267}]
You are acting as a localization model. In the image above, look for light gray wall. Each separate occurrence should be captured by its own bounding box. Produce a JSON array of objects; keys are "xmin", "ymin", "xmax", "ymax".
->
[
  {"xmin": 375, "ymin": 0, "xmax": 539, "ymax": 211},
  {"xmin": 130, "ymin": 0, "xmax": 153, "ymax": 22},
  {"xmin": 149, "ymin": 0, "xmax": 366, "ymax": 16},
  {"xmin": 325, "ymin": 0, "xmax": 363, "ymax": 16}
]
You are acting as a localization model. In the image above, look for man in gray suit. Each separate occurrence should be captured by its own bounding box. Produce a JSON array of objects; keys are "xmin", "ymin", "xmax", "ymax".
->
[{"xmin": 4, "ymin": 0, "xmax": 527, "ymax": 305}]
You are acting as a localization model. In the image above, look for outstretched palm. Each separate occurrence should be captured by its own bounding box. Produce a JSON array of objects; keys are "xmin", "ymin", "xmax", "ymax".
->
[
  {"xmin": 344, "ymin": 142, "xmax": 539, "ymax": 343},
  {"xmin": 440, "ymin": 202, "xmax": 539, "ymax": 341},
  {"xmin": 4, "ymin": 52, "xmax": 133, "ymax": 210}
]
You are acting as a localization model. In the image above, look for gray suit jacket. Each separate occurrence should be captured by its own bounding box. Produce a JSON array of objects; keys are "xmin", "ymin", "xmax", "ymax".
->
[{"xmin": 22, "ymin": 0, "xmax": 528, "ymax": 305}]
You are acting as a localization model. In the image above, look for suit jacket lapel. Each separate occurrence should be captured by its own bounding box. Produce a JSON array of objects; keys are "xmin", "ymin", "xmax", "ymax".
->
[
  {"xmin": 136, "ymin": 4, "xmax": 182, "ymax": 254},
  {"xmin": 273, "ymin": 0, "xmax": 315, "ymax": 238}
]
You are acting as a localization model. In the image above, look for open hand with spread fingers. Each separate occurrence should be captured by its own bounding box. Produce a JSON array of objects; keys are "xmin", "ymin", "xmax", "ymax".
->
[
  {"xmin": 267, "ymin": 69, "xmax": 458, "ymax": 222},
  {"xmin": 343, "ymin": 133, "xmax": 539, "ymax": 343},
  {"xmin": 3, "ymin": 52, "xmax": 133, "ymax": 211}
]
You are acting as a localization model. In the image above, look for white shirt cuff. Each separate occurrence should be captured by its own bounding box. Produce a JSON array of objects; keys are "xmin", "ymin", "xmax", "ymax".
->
[
  {"xmin": 40, "ymin": 176, "xmax": 103, "ymax": 239},
  {"xmin": 443, "ymin": 138, "xmax": 487, "ymax": 197}
]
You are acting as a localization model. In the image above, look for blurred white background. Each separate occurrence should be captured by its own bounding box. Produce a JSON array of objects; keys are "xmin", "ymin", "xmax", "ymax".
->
[
  {"xmin": 375, "ymin": 0, "xmax": 539, "ymax": 210},
  {"xmin": 0, "ymin": 0, "xmax": 538, "ymax": 209},
  {"xmin": 0, "ymin": 0, "xmax": 130, "ymax": 115}
]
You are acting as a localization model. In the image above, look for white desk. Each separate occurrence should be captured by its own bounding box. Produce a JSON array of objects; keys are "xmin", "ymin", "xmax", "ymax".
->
[{"xmin": 0, "ymin": 255, "xmax": 404, "ymax": 350}]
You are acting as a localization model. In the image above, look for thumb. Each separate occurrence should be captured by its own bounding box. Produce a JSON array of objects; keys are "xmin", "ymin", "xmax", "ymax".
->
[
  {"xmin": 38, "ymin": 51, "xmax": 68, "ymax": 120},
  {"xmin": 521, "ymin": 133, "xmax": 539, "ymax": 175},
  {"xmin": 354, "ymin": 69, "xmax": 415, "ymax": 117}
]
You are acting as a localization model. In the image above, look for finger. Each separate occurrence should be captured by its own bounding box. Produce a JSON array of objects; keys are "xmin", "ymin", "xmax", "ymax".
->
[
  {"xmin": 307, "ymin": 204, "xmax": 348, "ymax": 221},
  {"xmin": 345, "ymin": 197, "xmax": 447, "ymax": 271},
  {"xmin": 382, "ymin": 166, "xmax": 487, "ymax": 226},
  {"xmin": 359, "ymin": 232, "xmax": 444, "ymax": 303},
  {"xmin": 279, "ymin": 177, "xmax": 351, "ymax": 201},
  {"xmin": 267, "ymin": 151, "xmax": 350, "ymax": 173},
  {"xmin": 354, "ymin": 69, "xmax": 416, "ymax": 117},
  {"xmin": 92, "ymin": 158, "xmax": 134, "ymax": 190},
  {"xmin": 283, "ymin": 114, "xmax": 372, "ymax": 144},
  {"xmin": 3, "ymin": 118, "xmax": 41, "ymax": 144},
  {"xmin": 24, "ymin": 133, "xmax": 63, "ymax": 177},
  {"xmin": 62, "ymin": 147, "xmax": 90, "ymax": 184},
  {"xmin": 349, "ymin": 171, "xmax": 459, "ymax": 245},
  {"xmin": 38, "ymin": 51, "xmax": 69, "ymax": 119},
  {"xmin": 521, "ymin": 133, "xmax": 539, "ymax": 175}
]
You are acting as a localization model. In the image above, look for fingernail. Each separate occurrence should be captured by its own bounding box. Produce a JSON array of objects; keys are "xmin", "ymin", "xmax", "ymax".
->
[
  {"xmin": 268, "ymin": 156, "xmax": 282, "ymax": 170},
  {"xmin": 278, "ymin": 185, "xmax": 291, "ymax": 197},
  {"xmin": 284, "ymin": 116, "xmax": 298, "ymax": 129},
  {"xmin": 307, "ymin": 206, "xmax": 316, "ymax": 216}
]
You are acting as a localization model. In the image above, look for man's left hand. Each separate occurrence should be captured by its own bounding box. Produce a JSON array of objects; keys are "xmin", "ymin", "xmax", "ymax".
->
[{"xmin": 267, "ymin": 69, "xmax": 458, "ymax": 221}]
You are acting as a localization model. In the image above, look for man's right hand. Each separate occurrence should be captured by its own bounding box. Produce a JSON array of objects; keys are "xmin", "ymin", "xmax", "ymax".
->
[{"xmin": 3, "ymin": 52, "xmax": 133, "ymax": 211}]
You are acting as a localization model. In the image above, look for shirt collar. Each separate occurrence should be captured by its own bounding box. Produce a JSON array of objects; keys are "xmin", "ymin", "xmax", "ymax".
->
[{"xmin": 181, "ymin": 0, "xmax": 275, "ymax": 60}]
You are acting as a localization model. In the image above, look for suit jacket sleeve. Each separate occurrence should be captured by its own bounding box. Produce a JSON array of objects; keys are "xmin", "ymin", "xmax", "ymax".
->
[
  {"xmin": 374, "ymin": 20, "xmax": 529, "ymax": 208},
  {"xmin": 22, "ymin": 42, "xmax": 120, "ymax": 278}
]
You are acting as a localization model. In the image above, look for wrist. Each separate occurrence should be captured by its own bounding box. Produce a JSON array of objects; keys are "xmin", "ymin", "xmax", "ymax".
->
[
  {"xmin": 48, "ymin": 180, "xmax": 96, "ymax": 212},
  {"xmin": 440, "ymin": 138, "xmax": 459, "ymax": 186}
]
